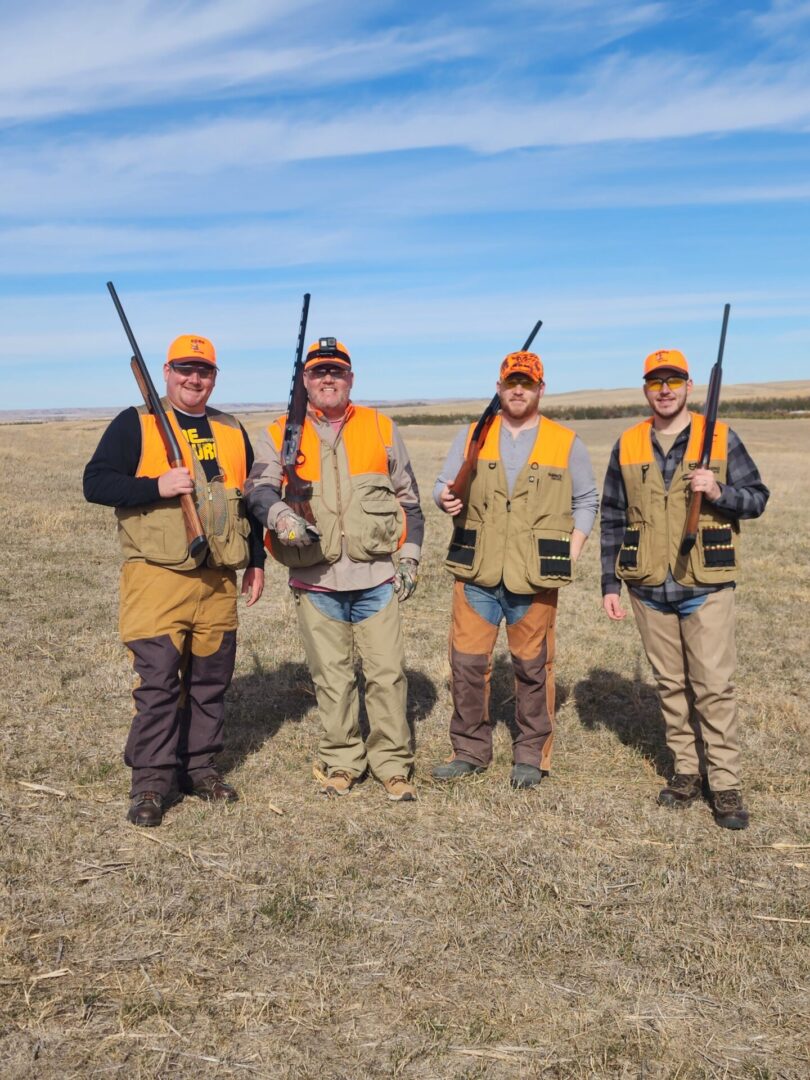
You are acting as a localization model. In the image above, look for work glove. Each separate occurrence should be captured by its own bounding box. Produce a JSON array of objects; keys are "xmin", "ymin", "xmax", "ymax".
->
[
  {"xmin": 274, "ymin": 509, "xmax": 320, "ymax": 548},
  {"xmin": 393, "ymin": 558, "xmax": 419, "ymax": 602}
]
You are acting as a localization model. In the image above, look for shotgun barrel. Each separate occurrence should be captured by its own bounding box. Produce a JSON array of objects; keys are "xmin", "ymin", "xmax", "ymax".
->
[{"xmin": 107, "ymin": 281, "xmax": 208, "ymax": 559}]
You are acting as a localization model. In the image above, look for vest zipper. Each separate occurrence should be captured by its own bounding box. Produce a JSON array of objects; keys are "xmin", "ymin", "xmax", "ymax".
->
[{"xmin": 331, "ymin": 446, "xmax": 345, "ymax": 540}]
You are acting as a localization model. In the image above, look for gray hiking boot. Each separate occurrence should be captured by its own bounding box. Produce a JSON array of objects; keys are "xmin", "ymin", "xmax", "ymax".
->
[
  {"xmin": 658, "ymin": 773, "xmax": 702, "ymax": 808},
  {"xmin": 510, "ymin": 764, "xmax": 542, "ymax": 790},
  {"xmin": 712, "ymin": 789, "xmax": 749, "ymax": 831},
  {"xmin": 431, "ymin": 759, "xmax": 486, "ymax": 780}
]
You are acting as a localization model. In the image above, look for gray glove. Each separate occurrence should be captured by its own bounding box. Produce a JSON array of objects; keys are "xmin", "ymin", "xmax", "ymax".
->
[
  {"xmin": 274, "ymin": 509, "xmax": 320, "ymax": 548},
  {"xmin": 393, "ymin": 558, "xmax": 419, "ymax": 602}
]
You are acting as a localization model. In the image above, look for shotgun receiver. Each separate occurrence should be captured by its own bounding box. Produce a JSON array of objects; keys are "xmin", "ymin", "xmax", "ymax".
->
[
  {"xmin": 280, "ymin": 293, "xmax": 319, "ymax": 537},
  {"xmin": 679, "ymin": 302, "xmax": 730, "ymax": 557},
  {"xmin": 448, "ymin": 319, "xmax": 543, "ymax": 504},
  {"xmin": 106, "ymin": 281, "xmax": 208, "ymax": 560}
]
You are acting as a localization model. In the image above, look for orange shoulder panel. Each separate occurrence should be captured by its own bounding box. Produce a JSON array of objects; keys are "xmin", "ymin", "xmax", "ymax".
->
[
  {"xmin": 137, "ymin": 411, "xmax": 193, "ymax": 477},
  {"xmin": 618, "ymin": 418, "xmax": 655, "ymax": 467},
  {"xmin": 341, "ymin": 406, "xmax": 390, "ymax": 476},
  {"xmin": 531, "ymin": 416, "xmax": 576, "ymax": 468},
  {"xmin": 685, "ymin": 413, "xmax": 728, "ymax": 463}
]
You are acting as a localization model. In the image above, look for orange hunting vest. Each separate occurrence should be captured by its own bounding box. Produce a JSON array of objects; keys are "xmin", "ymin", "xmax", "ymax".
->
[
  {"xmin": 116, "ymin": 403, "xmax": 250, "ymax": 571},
  {"xmin": 265, "ymin": 404, "xmax": 405, "ymax": 568}
]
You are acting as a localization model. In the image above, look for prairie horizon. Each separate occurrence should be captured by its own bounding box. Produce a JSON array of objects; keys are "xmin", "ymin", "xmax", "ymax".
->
[{"xmin": 3, "ymin": 378, "xmax": 810, "ymax": 425}]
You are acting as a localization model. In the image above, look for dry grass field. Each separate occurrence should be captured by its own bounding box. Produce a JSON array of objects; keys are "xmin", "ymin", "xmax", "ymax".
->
[{"xmin": 1, "ymin": 411, "xmax": 808, "ymax": 1079}]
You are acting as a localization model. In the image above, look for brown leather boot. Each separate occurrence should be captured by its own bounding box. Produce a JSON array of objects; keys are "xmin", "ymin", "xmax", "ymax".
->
[
  {"xmin": 657, "ymin": 773, "xmax": 702, "ymax": 808},
  {"xmin": 712, "ymin": 789, "xmax": 749, "ymax": 830},
  {"xmin": 182, "ymin": 773, "xmax": 239, "ymax": 802},
  {"xmin": 127, "ymin": 791, "xmax": 168, "ymax": 827}
]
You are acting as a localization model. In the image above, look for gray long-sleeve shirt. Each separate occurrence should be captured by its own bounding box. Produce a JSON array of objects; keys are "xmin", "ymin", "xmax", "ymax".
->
[{"xmin": 433, "ymin": 421, "xmax": 599, "ymax": 535}]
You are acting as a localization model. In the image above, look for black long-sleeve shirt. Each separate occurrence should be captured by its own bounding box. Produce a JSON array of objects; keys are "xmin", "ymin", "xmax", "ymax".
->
[
  {"xmin": 83, "ymin": 406, "xmax": 265, "ymax": 568},
  {"xmin": 600, "ymin": 421, "xmax": 769, "ymax": 601}
]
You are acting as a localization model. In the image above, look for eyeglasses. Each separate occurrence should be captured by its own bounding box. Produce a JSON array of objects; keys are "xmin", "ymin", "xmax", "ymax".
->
[
  {"xmin": 170, "ymin": 361, "xmax": 217, "ymax": 379},
  {"xmin": 645, "ymin": 375, "xmax": 686, "ymax": 392},
  {"xmin": 305, "ymin": 365, "xmax": 350, "ymax": 380}
]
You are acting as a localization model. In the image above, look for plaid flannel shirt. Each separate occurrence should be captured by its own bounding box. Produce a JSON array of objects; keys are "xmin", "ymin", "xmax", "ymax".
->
[{"xmin": 600, "ymin": 421, "xmax": 769, "ymax": 602}]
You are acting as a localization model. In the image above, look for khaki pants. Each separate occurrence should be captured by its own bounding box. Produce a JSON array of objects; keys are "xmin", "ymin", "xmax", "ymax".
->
[
  {"xmin": 630, "ymin": 588, "xmax": 740, "ymax": 791},
  {"xmin": 120, "ymin": 562, "xmax": 238, "ymax": 796},
  {"xmin": 295, "ymin": 589, "xmax": 411, "ymax": 782}
]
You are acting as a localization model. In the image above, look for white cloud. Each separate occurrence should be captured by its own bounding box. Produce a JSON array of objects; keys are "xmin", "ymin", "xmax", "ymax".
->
[{"xmin": 0, "ymin": 1, "xmax": 477, "ymax": 124}]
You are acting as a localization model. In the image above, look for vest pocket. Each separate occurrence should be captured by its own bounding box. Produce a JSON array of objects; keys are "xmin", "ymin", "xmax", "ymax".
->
[
  {"xmin": 527, "ymin": 529, "xmax": 572, "ymax": 586},
  {"xmin": 206, "ymin": 487, "xmax": 251, "ymax": 570},
  {"xmin": 615, "ymin": 523, "xmax": 654, "ymax": 582},
  {"xmin": 117, "ymin": 501, "xmax": 191, "ymax": 567},
  {"xmin": 446, "ymin": 524, "xmax": 480, "ymax": 576},
  {"xmin": 347, "ymin": 484, "xmax": 403, "ymax": 559},
  {"xmin": 696, "ymin": 525, "xmax": 736, "ymax": 574}
]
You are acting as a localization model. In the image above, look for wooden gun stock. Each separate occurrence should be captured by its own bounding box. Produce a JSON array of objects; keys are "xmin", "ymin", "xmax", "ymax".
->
[{"xmin": 107, "ymin": 281, "xmax": 208, "ymax": 560}]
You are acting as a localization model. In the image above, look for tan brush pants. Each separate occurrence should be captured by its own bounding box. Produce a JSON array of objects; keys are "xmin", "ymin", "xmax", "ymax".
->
[
  {"xmin": 295, "ymin": 589, "xmax": 412, "ymax": 782},
  {"xmin": 630, "ymin": 588, "xmax": 740, "ymax": 791},
  {"xmin": 120, "ymin": 562, "xmax": 238, "ymax": 796}
]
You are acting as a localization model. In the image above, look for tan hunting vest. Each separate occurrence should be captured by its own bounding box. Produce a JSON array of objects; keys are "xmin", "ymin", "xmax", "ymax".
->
[
  {"xmin": 264, "ymin": 404, "xmax": 405, "ymax": 569},
  {"xmin": 616, "ymin": 414, "xmax": 738, "ymax": 587},
  {"xmin": 445, "ymin": 415, "xmax": 576, "ymax": 594},
  {"xmin": 116, "ymin": 403, "xmax": 250, "ymax": 571}
]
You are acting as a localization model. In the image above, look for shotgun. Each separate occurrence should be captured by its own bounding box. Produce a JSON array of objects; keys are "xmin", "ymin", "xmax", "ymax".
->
[
  {"xmin": 106, "ymin": 281, "xmax": 208, "ymax": 560},
  {"xmin": 280, "ymin": 292, "xmax": 320, "ymax": 537},
  {"xmin": 680, "ymin": 303, "xmax": 731, "ymax": 557},
  {"xmin": 448, "ymin": 319, "xmax": 543, "ymax": 504}
]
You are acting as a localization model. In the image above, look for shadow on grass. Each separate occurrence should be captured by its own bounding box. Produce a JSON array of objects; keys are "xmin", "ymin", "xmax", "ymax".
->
[
  {"xmin": 221, "ymin": 654, "xmax": 439, "ymax": 773},
  {"xmin": 573, "ymin": 667, "xmax": 671, "ymax": 776}
]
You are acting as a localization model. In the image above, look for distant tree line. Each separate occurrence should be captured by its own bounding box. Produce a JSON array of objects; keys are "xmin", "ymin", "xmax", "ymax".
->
[{"xmin": 395, "ymin": 397, "xmax": 810, "ymax": 425}]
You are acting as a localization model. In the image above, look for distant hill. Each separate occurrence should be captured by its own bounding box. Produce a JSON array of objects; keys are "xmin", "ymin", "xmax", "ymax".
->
[{"xmin": 2, "ymin": 380, "xmax": 809, "ymax": 425}]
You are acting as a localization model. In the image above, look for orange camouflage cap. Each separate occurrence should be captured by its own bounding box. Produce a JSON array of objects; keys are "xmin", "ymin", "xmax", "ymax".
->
[
  {"xmin": 167, "ymin": 334, "xmax": 217, "ymax": 367},
  {"xmin": 644, "ymin": 348, "xmax": 688, "ymax": 378},
  {"xmin": 304, "ymin": 337, "xmax": 351, "ymax": 370},
  {"xmin": 500, "ymin": 351, "xmax": 544, "ymax": 383}
]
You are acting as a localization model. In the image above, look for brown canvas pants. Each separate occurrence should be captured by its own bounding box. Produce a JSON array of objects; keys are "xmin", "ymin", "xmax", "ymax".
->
[
  {"xmin": 629, "ymin": 588, "xmax": 740, "ymax": 791},
  {"xmin": 448, "ymin": 581, "xmax": 557, "ymax": 770},
  {"xmin": 120, "ymin": 562, "xmax": 238, "ymax": 797}
]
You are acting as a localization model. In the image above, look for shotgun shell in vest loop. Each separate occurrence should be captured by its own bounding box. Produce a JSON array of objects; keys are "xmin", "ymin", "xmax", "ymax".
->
[
  {"xmin": 644, "ymin": 349, "xmax": 688, "ymax": 377},
  {"xmin": 500, "ymin": 352, "xmax": 544, "ymax": 382},
  {"xmin": 167, "ymin": 334, "xmax": 217, "ymax": 366},
  {"xmin": 304, "ymin": 338, "xmax": 351, "ymax": 369}
]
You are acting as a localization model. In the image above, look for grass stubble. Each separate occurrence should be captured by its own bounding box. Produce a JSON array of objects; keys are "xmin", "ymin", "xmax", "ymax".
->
[{"xmin": 0, "ymin": 413, "xmax": 807, "ymax": 1079}]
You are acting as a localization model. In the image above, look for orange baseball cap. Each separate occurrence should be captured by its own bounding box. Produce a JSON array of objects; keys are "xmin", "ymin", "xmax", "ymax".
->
[
  {"xmin": 304, "ymin": 337, "xmax": 351, "ymax": 370},
  {"xmin": 500, "ymin": 351, "xmax": 544, "ymax": 383},
  {"xmin": 167, "ymin": 334, "xmax": 217, "ymax": 367},
  {"xmin": 644, "ymin": 349, "xmax": 688, "ymax": 378}
]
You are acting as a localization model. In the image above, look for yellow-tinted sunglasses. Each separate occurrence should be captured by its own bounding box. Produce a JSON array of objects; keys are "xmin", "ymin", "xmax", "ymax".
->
[{"xmin": 645, "ymin": 375, "xmax": 687, "ymax": 392}]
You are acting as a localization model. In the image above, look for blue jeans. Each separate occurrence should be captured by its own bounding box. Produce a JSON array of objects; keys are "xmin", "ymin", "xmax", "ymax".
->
[
  {"xmin": 636, "ymin": 593, "xmax": 710, "ymax": 619},
  {"xmin": 299, "ymin": 582, "xmax": 394, "ymax": 623},
  {"xmin": 462, "ymin": 582, "xmax": 535, "ymax": 627}
]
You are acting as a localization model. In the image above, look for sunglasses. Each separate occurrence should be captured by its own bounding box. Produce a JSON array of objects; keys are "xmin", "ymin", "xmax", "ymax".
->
[
  {"xmin": 645, "ymin": 375, "xmax": 686, "ymax": 392},
  {"xmin": 305, "ymin": 365, "xmax": 350, "ymax": 380},
  {"xmin": 502, "ymin": 374, "xmax": 541, "ymax": 389},
  {"xmin": 170, "ymin": 361, "xmax": 217, "ymax": 379}
]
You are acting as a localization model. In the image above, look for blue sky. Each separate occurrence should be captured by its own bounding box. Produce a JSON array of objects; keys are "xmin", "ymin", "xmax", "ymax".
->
[{"xmin": 1, "ymin": 0, "xmax": 809, "ymax": 408}]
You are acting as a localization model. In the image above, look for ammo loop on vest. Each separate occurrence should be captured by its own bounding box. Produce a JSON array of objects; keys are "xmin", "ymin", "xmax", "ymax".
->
[
  {"xmin": 448, "ymin": 525, "xmax": 477, "ymax": 568},
  {"xmin": 538, "ymin": 537, "xmax": 571, "ymax": 578},
  {"xmin": 618, "ymin": 528, "xmax": 640, "ymax": 568},
  {"xmin": 702, "ymin": 526, "xmax": 736, "ymax": 567}
]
